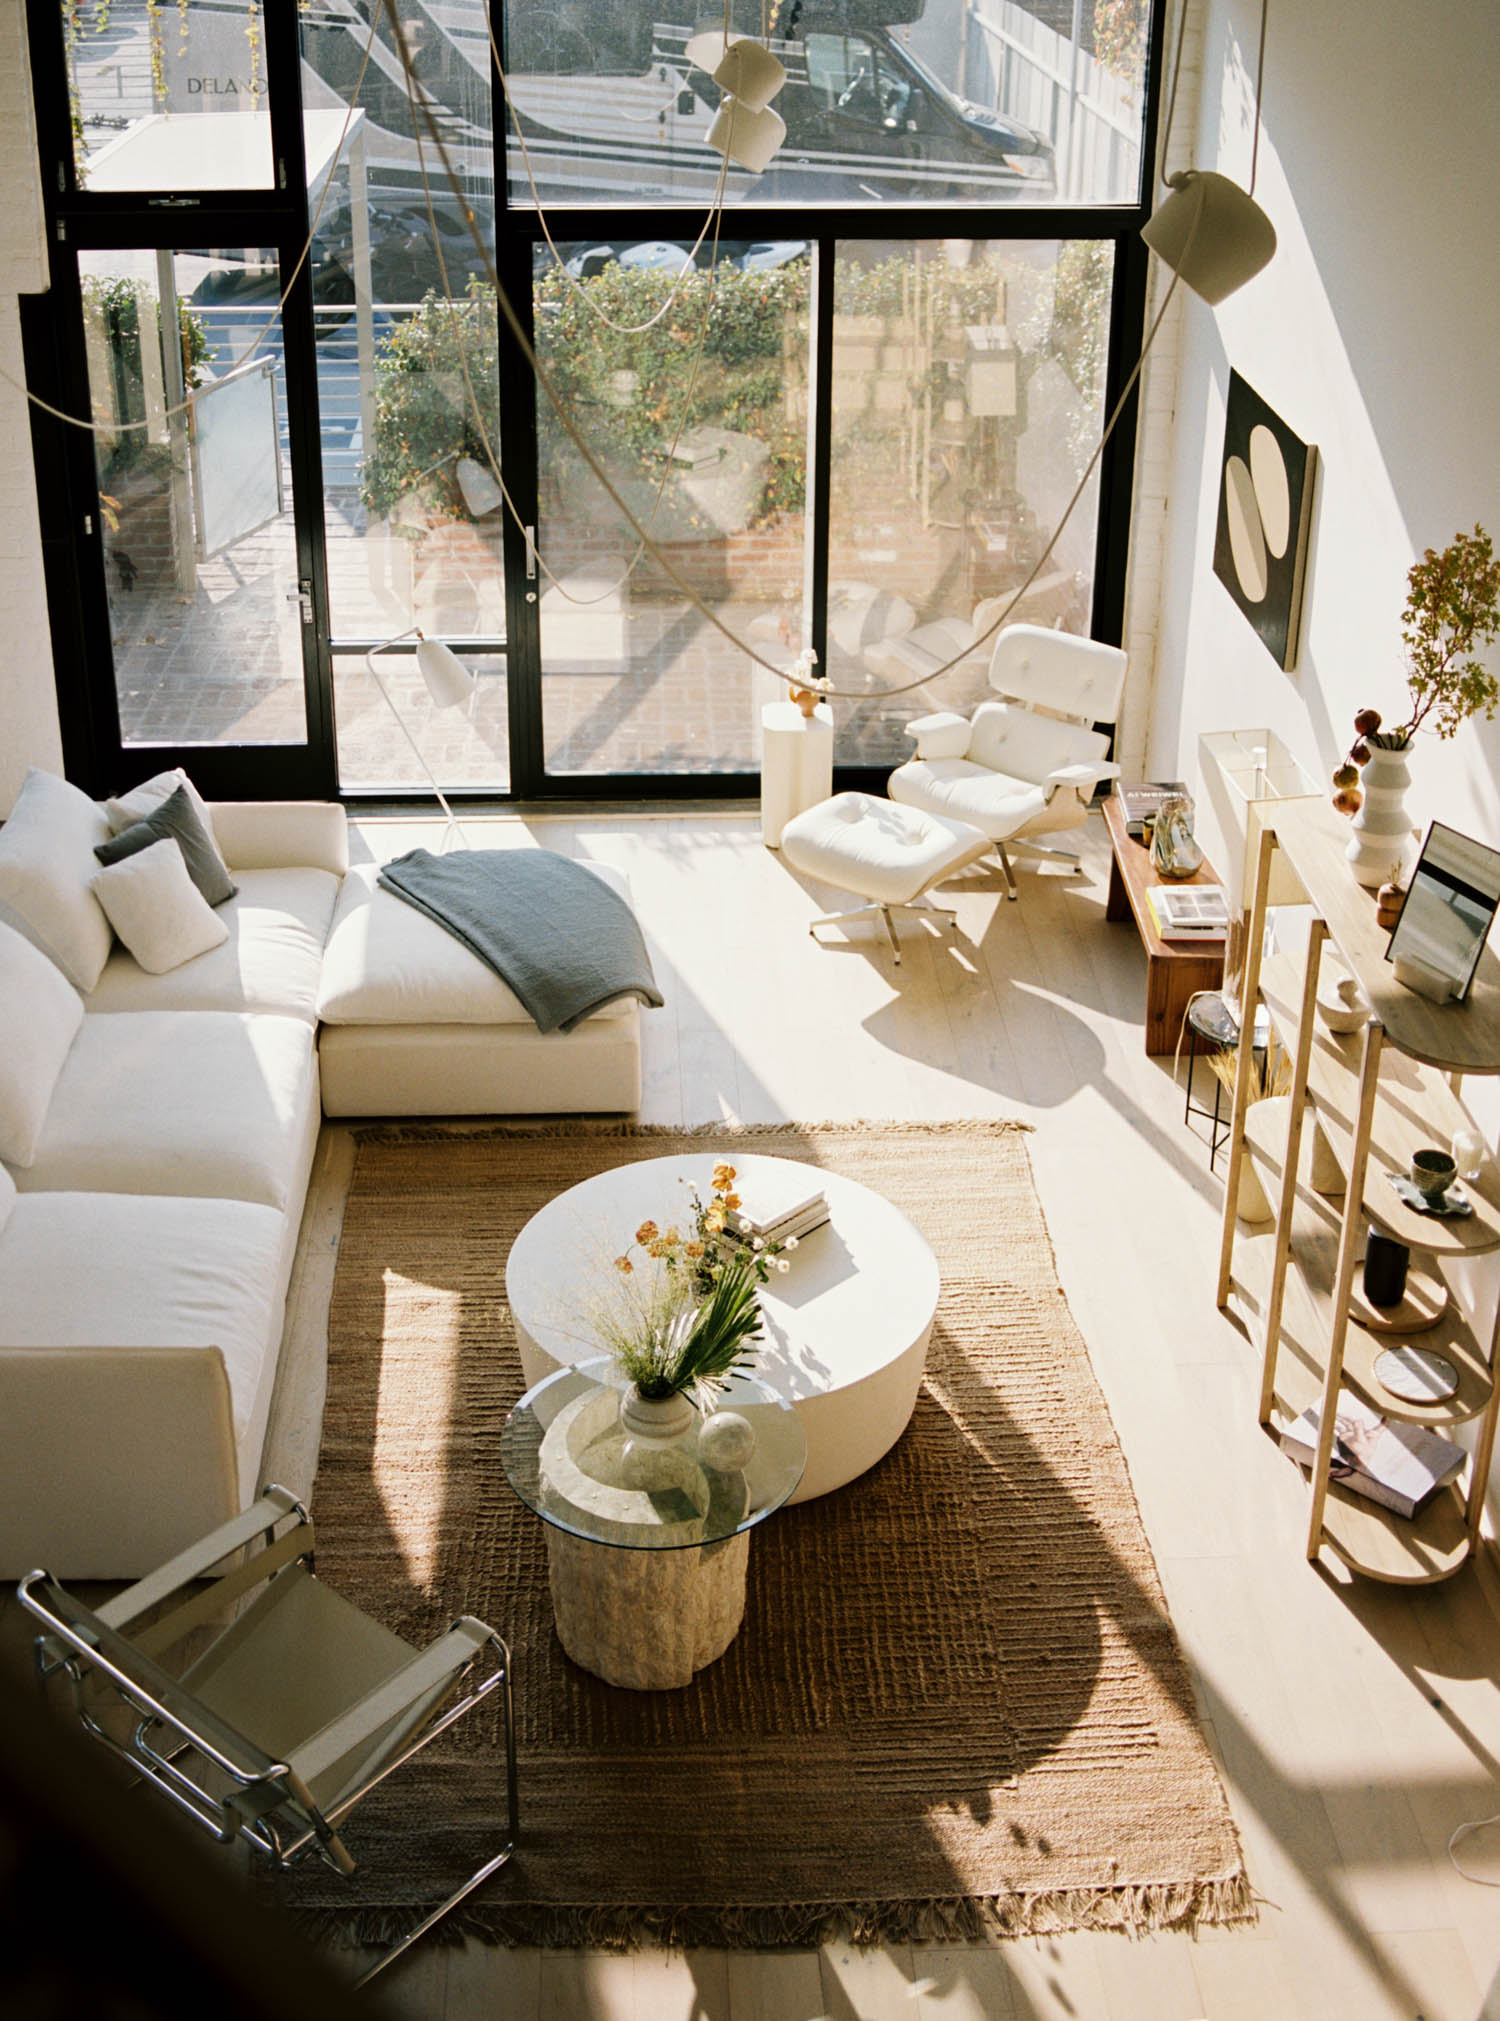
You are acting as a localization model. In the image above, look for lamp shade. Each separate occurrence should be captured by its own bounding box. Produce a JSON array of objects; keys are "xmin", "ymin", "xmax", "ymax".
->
[
  {"xmin": 684, "ymin": 31, "xmax": 786, "ymax": 111},
  {"xmin": 712, "ymin": 37, "xmax": 785, "ymax": 112},
  {"xmin": 707, "ymin": 97, "xmax": 786, "ymax": 174},
  {"xmin": 1141, "ymin": 170, "xmax": 1277, "ymax": 305},
  {"xmin": 415, "ymin": 637, "xmax": 474, "ymax": 708}
]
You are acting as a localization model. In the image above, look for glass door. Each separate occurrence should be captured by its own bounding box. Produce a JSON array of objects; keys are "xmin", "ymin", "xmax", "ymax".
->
[
  {"xmin": 532, "ymin": 239, "xmax": 811, "ymax": 781},
  {"xmin": 79, "ymin": 243, "xmax": 315, "ymax": 755}
]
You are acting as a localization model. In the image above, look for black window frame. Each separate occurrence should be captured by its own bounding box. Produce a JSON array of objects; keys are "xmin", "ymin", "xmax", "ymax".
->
[{"xmin": 24, "ymin": 0, "xmax": 1165, "ymax": 807}]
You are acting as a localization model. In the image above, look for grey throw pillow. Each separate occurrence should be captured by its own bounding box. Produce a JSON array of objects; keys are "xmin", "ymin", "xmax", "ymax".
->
[{"xmin": 94, "ymin": 781, "xmax": 238, "ymax": 906}]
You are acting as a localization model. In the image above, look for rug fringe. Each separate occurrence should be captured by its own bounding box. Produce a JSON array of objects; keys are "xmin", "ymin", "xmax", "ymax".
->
[
  {"xmin": 352, "ymin": 1116, "xmax": 1034, "ymax": 1146},
  {"xmin": 290, "ymin": 1872, "xmax": 1256, "ymax": 1955}
]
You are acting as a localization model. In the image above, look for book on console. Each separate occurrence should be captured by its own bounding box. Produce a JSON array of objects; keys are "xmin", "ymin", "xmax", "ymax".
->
[
  {"xmin": 1277, "ymin": 1390, "xmax": 1466, "ymax": 1518},
  {"xmin": 1119, "ymin": 779, "xmax": 1187, "ymax": 837},
  {"xmin": 1145, "ymin": 884, "xmax": 1228, "ymax": 938}
]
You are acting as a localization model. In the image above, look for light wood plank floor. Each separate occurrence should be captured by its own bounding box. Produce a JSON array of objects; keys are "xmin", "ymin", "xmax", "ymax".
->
[{"xmin": 18, "ymin": 808, "xmax": 1500, "ymax": 2020}]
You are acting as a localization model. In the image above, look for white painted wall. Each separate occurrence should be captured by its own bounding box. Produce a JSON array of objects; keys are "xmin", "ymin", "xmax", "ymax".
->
[
  {"xmin": 1137, "ymin": 0, "xmax": 1500, "ymax": 1514},
  {"xmin": 0, "ymin": 0, "xmax": 61, "ymax": 814},
  {"xmin": 1146, "ymin": 0, "xmax": 1500, "ymax": 874}
]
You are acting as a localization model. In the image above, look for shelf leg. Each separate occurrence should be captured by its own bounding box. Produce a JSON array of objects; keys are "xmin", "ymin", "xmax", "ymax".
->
[
  {"xmin": 1216, "ymin": 827, "xmax": 1277, "ymax": 1308},
  {"xmin": 1305, "ymin": 1020, "xmax": 1385, "ymax": 1562},
  {"xmin": 1259, "ymin": 917, "xmax": 1326, "ymax": 1426}
]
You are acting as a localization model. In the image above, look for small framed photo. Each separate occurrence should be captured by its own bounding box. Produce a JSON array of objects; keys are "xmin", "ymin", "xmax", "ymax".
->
[{"xmin": 1386, "ymin": 823, "xmax": 1500, "ymax": 1003}]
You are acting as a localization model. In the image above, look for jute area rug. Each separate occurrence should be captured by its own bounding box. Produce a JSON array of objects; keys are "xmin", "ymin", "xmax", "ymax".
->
[{"xmin": 293, "ymin": 1120, "xmax": 1251, "ymax": 1950}]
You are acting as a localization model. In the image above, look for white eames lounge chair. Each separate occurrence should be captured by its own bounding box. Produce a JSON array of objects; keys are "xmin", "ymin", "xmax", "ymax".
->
[{"xmin": 887, "ymin": 623, "xmax": 1127, "ymax": 900}]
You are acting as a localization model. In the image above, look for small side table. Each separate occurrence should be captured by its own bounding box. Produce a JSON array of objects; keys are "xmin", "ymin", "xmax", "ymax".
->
[
  {"xmin": 761, "ymin": 700, "xmax": 833, "ymax": 847},
  {"xmin": 1182, "ymin": 992, "xmax": 1269, "ymax": 1169},
  {"xmin": 501, "ymin": 1358, "xmax": 806, "ymax": 1690}
]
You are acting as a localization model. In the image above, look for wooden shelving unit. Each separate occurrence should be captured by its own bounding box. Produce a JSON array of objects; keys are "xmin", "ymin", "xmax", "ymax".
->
[{"xmin": 1216, "ymin": 799, "xmax": 1500, "ymax": 1583}]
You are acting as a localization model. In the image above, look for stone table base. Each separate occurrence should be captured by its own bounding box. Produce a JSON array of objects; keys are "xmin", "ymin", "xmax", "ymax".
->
[{"xmin": 545, "ymin": 1527, "xmax": 750, "ymax": 1689}]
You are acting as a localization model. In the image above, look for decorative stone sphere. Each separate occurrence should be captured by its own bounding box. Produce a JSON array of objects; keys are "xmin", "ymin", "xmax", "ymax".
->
[{"xmin": 698, "ymin": 1410, "xmax": 757, "ymax": 1471}]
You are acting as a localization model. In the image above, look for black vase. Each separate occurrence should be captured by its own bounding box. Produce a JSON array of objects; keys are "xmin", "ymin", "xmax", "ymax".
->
[{"xmin": 1362, "ymin": 1230, "xmax": 1410, "ymax": 1308}]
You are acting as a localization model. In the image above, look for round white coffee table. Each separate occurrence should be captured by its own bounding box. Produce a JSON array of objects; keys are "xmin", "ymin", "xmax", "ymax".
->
[{"xmin": 505, "ymin": 1153, "xmax": 940, "ymax": 1502}]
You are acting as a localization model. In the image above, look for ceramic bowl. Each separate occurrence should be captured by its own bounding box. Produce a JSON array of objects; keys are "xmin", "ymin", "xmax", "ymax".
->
[
  {"xmin": 1410, "ymin": 1148, "xmax": 1457, "ymax": 1201},
  {"xmin": 1316, "ymin": 971, "xmax": 1369, "ymax": 1033}
]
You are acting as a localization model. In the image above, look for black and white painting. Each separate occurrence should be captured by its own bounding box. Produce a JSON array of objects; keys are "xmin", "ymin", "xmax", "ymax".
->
[{"xmin": 1212, "ymin": 370, "xmax": 1317, "ymax": 671}]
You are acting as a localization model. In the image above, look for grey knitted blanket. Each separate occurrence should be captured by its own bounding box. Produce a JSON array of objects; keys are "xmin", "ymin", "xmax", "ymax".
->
[{"xmin": 376, "ymin": 849, "xmax": 663, "ymax": 1034}]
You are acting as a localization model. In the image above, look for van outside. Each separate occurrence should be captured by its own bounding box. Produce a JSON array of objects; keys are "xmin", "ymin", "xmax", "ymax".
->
[{"xmin": 501, "ymin": 12, "xmax": 1055, "ymax": 207}]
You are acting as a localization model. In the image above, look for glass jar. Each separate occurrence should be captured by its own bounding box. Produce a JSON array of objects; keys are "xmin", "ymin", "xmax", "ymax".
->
[{"xmin": 1150, "ymin": 790, "xmax": 1204, "ymax": 881}]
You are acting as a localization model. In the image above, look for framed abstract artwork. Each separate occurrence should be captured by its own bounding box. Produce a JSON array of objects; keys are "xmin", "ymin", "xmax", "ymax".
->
[{"xmin": 1212, "ymin": 370, "xmax": 1318, "ymax": 670}]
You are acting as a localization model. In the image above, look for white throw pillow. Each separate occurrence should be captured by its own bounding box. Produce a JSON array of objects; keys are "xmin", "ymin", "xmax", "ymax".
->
[
  {"xmin": 0, "ymin": 918, "xmax": 84, "ymax": 1168},
  {"xmin": 92, "ymin": 839, "xmax": 230, "ymax": 975},
  {"xmin": 0, "ymin": 1161, "xmax": 15, "ymax": 1236},
  {"xmin": 0, "ymin": 767, "xmax": 115, "ymax": 991},
  {"xmin": 104, "ymin": 766, "xmax": 217, "ymax": 843}
]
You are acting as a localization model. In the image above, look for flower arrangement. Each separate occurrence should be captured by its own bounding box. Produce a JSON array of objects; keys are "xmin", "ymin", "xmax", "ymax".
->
[
  {"xmin": 597, "ymin": 1163, "xmax": 794, "ymax": 1405},
  {"xmin": 1331, "ymin": 525, "xmax": 1500, "ymax": 813},
  {"xmin": 785, "ymin": 645, "xmax": 832, "ymax": 716}
]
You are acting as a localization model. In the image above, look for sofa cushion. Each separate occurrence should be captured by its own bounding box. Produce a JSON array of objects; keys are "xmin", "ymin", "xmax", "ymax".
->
[
  {"xmin": 87, "ymin": 867, "xmax": 341, "ymax": 1021},
  {"xmin": 0, "ymin": 1190, "xmax": 286, "ymax": 1446},
  {"xmin": 92, "ymin": 838, "xmax": 231, "ymax": 975},
  {"xmin": 317, "ymin": 858, "xmax": 634, "ymax": 1026},
  {"xmin": 96, "ymin": 782, "xmax": 238, "ymax": 907},
  {"xmin": 104, "ymin": 767, "xmax": 218, "ymax": 848},
  {"xmin": 0, "ymin": 768, "xmax": 115, "ymax": 991},
  {"xmin": 14, "ymin": 1010, "xmax": 317, "ymax": 1209},
  {"xmin": 0, "ymin": 920, "xmax": 84, "ymax": 1168},
  {"xmin": 0, "ymin": 1160, "xmax": 14, "ymax": 1234}
]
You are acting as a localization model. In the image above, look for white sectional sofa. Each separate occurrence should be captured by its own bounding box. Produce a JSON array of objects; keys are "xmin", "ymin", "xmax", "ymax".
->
[
  {"xmin": 0, "ymin": 793, "xmax": 347, "ymax": 1579},
  {"xmin": 0, "ymin": 777, "xmax": 650, "ymax": 1577}
]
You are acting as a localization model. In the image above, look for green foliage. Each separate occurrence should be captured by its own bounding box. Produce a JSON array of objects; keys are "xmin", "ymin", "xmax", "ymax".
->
[
  {"xmin": 610, "ymin": 1255, "xmax": 764, "ymax": 1402},
  {"xmin": 81, "ymin": 274, "xmax": 213, "ymax": 485},
  {"xmin": 1090, "ymin": 0, "xmax": 1147, "ymax": 88},
  {"xmin": 1397, "ymin": 525, "xmax": 1500, "ymax": 740},
  {"xmin": 360, "ymin": 281, "xmax": 500, "ymax": 519},
  {"xmin": 362, "ymin": 259, "xmax": 813, "ymax": 529},
  {"xmin": 533, "ymin": 257, "xmax": 809, "ymax": 526}
]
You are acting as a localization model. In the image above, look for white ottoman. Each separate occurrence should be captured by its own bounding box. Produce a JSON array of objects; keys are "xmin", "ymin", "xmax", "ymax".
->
[{"xmin": 779, "ymin": 791, "xmax": 990, "ymax": 963}]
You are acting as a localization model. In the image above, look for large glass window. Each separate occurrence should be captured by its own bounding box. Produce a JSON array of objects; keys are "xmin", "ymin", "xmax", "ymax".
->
[
  {"xmin": 35, "ymin": 0, "xmax": 1160, "ymax": 801},
  {"xmin": 534, "ymin": 241, "xmax": 810, "ymax": 776},
  {"xmin": 298, "ymin": 0, "xmax": 508, "ymax": 793},
  {"xmin": 500, "ymin": 0, "xmax": 1150, "ymax": 208},
  {"xmin": 66, "ymin": 0, "xmax": 275, "ymax": 190},
  {"xmin": 827, "ymin": 237, "xmax": 1113, "ymax": 764}
]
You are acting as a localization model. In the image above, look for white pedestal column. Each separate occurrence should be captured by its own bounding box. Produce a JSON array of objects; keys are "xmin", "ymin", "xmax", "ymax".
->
[{"xmin": 761, "ymin": 701, "xmax": 834, "ymax": 847}]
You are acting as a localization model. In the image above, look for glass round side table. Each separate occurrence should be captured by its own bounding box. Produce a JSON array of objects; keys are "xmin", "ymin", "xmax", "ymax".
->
[{"xmin": 501, "ymin": 1357, "xmax": 806, "ymax": 1690}]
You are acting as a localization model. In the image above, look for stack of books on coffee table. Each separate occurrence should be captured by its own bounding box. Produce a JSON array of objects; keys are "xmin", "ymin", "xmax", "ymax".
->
[{"xmin": 725, "ymin": 1171, "xmax": 830, "ymax": 1246}]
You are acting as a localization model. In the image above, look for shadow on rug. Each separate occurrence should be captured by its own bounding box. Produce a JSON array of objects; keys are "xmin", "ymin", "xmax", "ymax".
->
[{"xmin": 286, "ymin": 1120, "xmax": 1252, "ymax": 1950}]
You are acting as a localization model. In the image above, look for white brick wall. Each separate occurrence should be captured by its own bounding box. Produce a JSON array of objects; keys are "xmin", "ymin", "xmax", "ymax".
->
[
  {"xmin": 0, "ymin": 0, "xmax": 61, "ymax": 810},
  {"xmin": 1117, "ymin": 0, "xmax": 1201, "ymax": 779}
]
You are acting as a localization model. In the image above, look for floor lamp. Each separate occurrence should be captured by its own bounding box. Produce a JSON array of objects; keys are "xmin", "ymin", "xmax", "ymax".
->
[{"xmin": 364, "ymin": 628, "xmax": 475, "ymax": 852}]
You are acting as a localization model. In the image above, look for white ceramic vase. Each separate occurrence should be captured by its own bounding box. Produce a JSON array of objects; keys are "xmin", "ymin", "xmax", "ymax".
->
[
  {"xmin": 618, "ymin": 1385, "xmax": 695, "ymax": 1442},
  {"xmin": 1346, "ymin": 740, "xmax": 1413, "ymax": 888}
]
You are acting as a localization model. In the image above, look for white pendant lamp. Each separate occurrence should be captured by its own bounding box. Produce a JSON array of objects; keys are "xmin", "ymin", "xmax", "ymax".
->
[
  {"xmin": 686, "ymin": 30, "xmax": 788, "ymax": 173},
  {"xmin": 1142, "ymin": 0, "xmax": 1275, "ymax": 305},
  {"xmin": 1141, "ymin": 168, "xmax": 1276, "ymax": 304}
]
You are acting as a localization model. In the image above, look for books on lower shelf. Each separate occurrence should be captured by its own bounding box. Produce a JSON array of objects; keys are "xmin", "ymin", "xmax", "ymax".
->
[
  {"xmin": 724, "ymin": 1172, "xmax": 830, "ymax": 1246},
  {"xmin": 1277, "ymin": 1390, "xmax": 1466, "ymax": 1518},
  {"xmin": 1145, "ymin": 883, "xmax": 1229, "ymax": 939}
]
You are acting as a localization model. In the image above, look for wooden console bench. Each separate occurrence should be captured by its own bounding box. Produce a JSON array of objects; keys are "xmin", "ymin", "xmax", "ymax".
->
[{"xmin": 1101, "ymin": 793, "xmax": 1225, "ymax": 1056}]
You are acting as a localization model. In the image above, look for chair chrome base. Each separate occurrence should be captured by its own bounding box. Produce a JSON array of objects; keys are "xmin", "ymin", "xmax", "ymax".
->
[{"xmin": 808, "ymin": 896, "xmax": 958, "ymax": 965}]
